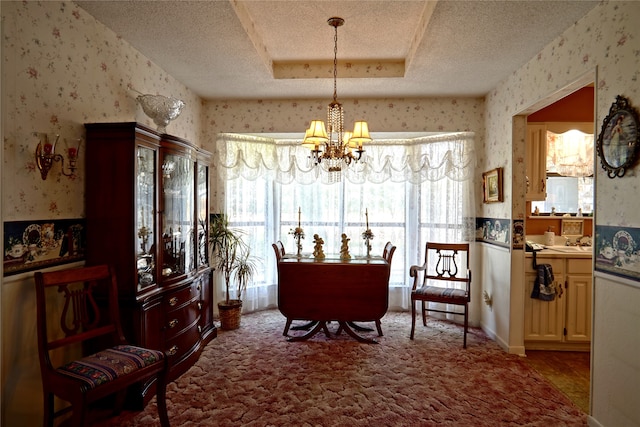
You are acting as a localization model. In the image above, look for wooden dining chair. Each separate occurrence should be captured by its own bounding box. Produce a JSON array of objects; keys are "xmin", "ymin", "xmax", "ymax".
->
[
  {"xmin": 34, "ymin": 265, "xmax": 170, "ymax": 427},
  {"xmin": 272, "ymin": 241, "xmax": 293, "ymax": 335},
  {"xmin": 383, "ymin": 241, "xmax": 396, "ymax": 265},
  {"xmin": 409, "ymin": 242, "xmax": 472, "ymax": 348},
  {"xmin": 376, "ymin": 241, "xmax": 397, "ymax": 335},
  {"xmin": 273, "ymin": 240, "xmax": 285, "ymax": 261}
]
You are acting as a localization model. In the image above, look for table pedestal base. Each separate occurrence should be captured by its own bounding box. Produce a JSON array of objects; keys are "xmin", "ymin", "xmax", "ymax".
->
[
  {"xmin": 291, "ymin": 321, "xmax": 317, "ymax": 331},
  {"xmin": 287, "ymin": 321, "xmax": 378, "ymax": 344}
]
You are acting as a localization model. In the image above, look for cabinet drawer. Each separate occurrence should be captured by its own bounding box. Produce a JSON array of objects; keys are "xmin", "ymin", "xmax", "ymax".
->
[
  {"xmin": 165, "ymin": 321, "xmax": 201, "ymax": 358},
  {"xmin": 165, "ymin": 301, "xmax": 201, "ymax": 341},
  {"xmin": 524, "ymin": 258, "xmax": 564, "ymax": 274},
  {"xmin": 567, "ymin": 258, "xmax": 592, "ymax": 274},
  {"xmin": 164, "ymin": 284, "xmax": 198, "ymax": 311}
]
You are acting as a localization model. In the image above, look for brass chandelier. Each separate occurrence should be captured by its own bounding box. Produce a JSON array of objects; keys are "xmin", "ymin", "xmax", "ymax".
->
[{"xmin": 302, "ymin": 17, "xmax": 371, "ymax": 180}]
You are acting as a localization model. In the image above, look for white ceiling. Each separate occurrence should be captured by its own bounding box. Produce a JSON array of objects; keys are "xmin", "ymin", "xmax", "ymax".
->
[{"xmin": 75, "ymin": 0, "xmax": 599, "ymax": 101}]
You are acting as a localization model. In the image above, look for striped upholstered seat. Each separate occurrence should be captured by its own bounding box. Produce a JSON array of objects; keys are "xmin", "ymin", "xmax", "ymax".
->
[
  {"xmin": 414, "ymin": 285, "xmax": 468, "ymax": 302},
  {"xmin": 57, "ymin": 345, "xmax": 166, "ymax": 389}
]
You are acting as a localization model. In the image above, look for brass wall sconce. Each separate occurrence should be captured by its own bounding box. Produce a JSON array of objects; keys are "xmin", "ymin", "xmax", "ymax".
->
[{"xmin": 34, "ymin": 132, "xmax": 81, "ymax": 180}]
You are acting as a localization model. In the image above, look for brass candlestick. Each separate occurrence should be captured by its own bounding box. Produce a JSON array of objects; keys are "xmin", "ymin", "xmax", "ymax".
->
[
  {"xmin": 289, "ymin": 227, "xmax": 304, "ymax": 257},
  {"xmin": 362, "ymin": 229, "xmax": 374, "ymax": 258}
]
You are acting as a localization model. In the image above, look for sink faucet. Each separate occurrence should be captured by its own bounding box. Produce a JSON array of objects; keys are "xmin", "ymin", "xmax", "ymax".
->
[{"xmin": 565, "ymin": 236, "xmax": 583, "ymax": 246}]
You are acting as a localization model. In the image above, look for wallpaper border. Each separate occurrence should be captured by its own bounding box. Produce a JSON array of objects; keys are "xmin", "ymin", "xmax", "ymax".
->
[
  {"xmin": 3, "ymin": 219, "xmax": 85, "ymax": 276},
  {"xmin": 595, "ymin": 224, "xmax": 640, "ymax": 281},
  {"xmin": 475, "ymin": 217, "xmax": 511, "ymax": 248}
]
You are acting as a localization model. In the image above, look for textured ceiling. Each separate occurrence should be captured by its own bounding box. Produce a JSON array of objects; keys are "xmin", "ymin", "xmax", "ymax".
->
[{"xmin": 75, "ymin": 0, "xmax": 598, "ymax": 101}]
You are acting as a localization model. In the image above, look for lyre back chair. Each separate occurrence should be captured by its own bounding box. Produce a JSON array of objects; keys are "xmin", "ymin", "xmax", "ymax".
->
[
  {"xmin": 34, "ymin": 265, "xmax": 170, "ymax": 427},
  {"xmin": 409, "ymin": 242, "xmax": 471, "ymax": 348}
]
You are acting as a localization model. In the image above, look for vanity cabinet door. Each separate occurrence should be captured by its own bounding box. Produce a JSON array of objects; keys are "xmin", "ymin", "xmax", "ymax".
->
[
  {"xmin": 526, "ymin": 124, "xmax": 547, "ymax": 201},
  {"xmin": 524, "ymin": 258, "xmax": 565, "ymax": 342},
  {"xmin": 565, "ymin": 259, "xmax": 593, "ymax": 342},
  {"xmin": 524, "ymin": 271, "xmax": 565, "ymax": 342}
]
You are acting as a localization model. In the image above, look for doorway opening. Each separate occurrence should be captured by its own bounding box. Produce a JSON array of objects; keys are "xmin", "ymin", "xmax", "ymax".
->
[{"xmin": 515, "ymin": 70, "xmax": 596, "ymax": 413}]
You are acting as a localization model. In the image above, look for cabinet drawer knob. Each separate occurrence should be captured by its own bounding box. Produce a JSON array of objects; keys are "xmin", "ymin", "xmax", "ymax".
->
[
  {"xmin": 197, "ymin": 302, "xmax": 202, "ymax": 311},
  {"xmin": 168, "ymin": 297, "xmax": 179, "ymax": 306},
  {"xmin": 167, "ymin": 345, "xmax": 178, "ymax": 356},
  {"xmin": 168, "ymin": 319, "xmax": 179, "ymax": 328}
]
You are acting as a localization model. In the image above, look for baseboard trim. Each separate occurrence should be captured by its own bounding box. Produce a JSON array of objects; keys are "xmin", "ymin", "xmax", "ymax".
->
[{"xmin": 587, "ymin": 415, "xmax": 603, "ymax": 427}]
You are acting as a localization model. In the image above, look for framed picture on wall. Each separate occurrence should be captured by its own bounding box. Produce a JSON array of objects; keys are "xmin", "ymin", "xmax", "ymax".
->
[
  {"xmin": 596, "ymin": 95, "xmax": 640, "ymax": 178},
  {"xmin": 561, "ymin": 219, "xmax": 584, "ymax": 237},
  {"xmin": 482, "ymin": 167, "xmax": 503, "ymax": 203}
]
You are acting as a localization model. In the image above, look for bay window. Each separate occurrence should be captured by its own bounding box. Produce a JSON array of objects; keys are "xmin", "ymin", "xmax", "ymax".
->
[{"xmin": 214, "ymin": 132, "xmax": 476, "ymax": 313}]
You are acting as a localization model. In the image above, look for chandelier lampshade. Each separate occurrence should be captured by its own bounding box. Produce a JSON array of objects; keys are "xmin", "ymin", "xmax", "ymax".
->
[
  {"xmin": 302, "ymin": 120, "xmax": 329, "ymax": 149},
  {"xmin": 350, "ymin": 121, "xmax": 372, "ymax": 149},
  {"xmin": 302, "ymin": 17, "xmax": 371, "ymax": 181}
]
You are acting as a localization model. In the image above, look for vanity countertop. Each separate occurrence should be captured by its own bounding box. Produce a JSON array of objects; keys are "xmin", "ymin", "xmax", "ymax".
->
[{"xmin": 525, "ymin": 245, "xmax": 593, "ymax": 259}]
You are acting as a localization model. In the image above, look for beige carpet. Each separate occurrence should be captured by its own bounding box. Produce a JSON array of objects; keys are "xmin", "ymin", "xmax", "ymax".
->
[{"xmin": 95, "ymin": 310, "xmax": 587, "ymax": 426}]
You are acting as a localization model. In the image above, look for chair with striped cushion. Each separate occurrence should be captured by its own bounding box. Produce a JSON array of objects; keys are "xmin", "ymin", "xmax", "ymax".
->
[
  {"xmin": 410, "ymin": 242, "xmax": 472, "ymax": 348},
  {"xmin": 34, "ymin": 265, "xmax": 170, "ymax": 427}
]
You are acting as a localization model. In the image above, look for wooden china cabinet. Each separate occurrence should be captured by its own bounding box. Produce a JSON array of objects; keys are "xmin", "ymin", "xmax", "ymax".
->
[{"xmin": 84, "ymin": 122, "xmax": 216, "ymax": 403}]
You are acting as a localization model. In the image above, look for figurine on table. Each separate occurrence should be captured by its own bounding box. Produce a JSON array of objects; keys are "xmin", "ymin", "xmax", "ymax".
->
[
  {"xmin": 313, "ymin": 234, "xmax": 325, "ymax": 259},
  {"xmin": 340, "ymin": 233, "xmax": 351, "ymax": 260}
]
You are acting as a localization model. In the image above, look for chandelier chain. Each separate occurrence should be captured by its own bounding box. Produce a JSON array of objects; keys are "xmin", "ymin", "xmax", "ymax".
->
[{"xmin": 333, "ymin": 23, "xmax": 338, "ymax": 102}]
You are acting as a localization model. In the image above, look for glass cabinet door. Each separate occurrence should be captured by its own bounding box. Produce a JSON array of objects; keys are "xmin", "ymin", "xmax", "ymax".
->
[
  {"xmin": 136, "ymin": 146, "xmax": 157, "ymax": 289},
  {"xmin": 196, "ymin": 162, "xmax": 209, "ymax": 269},
  {"xmin": 161, "ymin": 152, "xmax": 194, "ymax": 278}
]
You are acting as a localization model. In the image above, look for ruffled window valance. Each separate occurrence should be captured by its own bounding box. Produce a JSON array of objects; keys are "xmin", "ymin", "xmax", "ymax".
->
[
  {"xmin": 215, "ymin": 132, "xmax": 476, "ymax": 185},
  {"xmin": 547, "ymin": 130, "xmax": 594, "ymax": 177}
]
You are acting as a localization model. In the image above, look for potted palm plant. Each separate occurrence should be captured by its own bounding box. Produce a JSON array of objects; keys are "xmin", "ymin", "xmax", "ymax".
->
[{"xmin": 209, "ymin": 214, "xmax": 259, "ymax": 330}]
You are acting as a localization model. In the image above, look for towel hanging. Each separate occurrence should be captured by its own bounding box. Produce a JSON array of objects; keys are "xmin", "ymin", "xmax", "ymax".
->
[{"xmin": 531, "ymin": 263, "xmax": 556, "ymax": 301}]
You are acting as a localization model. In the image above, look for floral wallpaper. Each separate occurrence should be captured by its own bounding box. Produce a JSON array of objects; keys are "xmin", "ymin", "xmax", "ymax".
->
[
  {"xmin": 202, "ymin": 97, "xmax": 485, "ymax": 136},
  {"xmin": 485, "ymin": 2, "xmax": 640, "ymax": 230},
  {"xmin": 2, "ymin": 1, "xmax": 640, "ymax": 425},
  {"xmin": 1, "ymin": 1, "xmax": 203, "ymax": 222}
]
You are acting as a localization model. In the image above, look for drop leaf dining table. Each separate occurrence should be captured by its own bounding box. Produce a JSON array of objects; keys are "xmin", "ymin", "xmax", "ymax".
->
[{"xmin": 277, "ymin": 254, "xmax": 390, "ymax": 343}]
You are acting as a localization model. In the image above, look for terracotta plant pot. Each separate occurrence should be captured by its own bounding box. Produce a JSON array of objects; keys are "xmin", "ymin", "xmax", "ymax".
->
[{"xmin": 218, "ymin": 299, "xmax": 242, "ymax": 330}]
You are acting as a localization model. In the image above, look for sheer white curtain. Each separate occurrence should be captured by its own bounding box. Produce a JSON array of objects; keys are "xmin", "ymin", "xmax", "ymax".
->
[{"xmin": 213, "ymin": 132, "xmax": 476, "ymax": 313}]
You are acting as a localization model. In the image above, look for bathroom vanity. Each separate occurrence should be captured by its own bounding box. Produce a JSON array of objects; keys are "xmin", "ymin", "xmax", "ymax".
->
[{"xmin": 524, "ymin": 245, "xmax": 592, "ymax": 351}]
